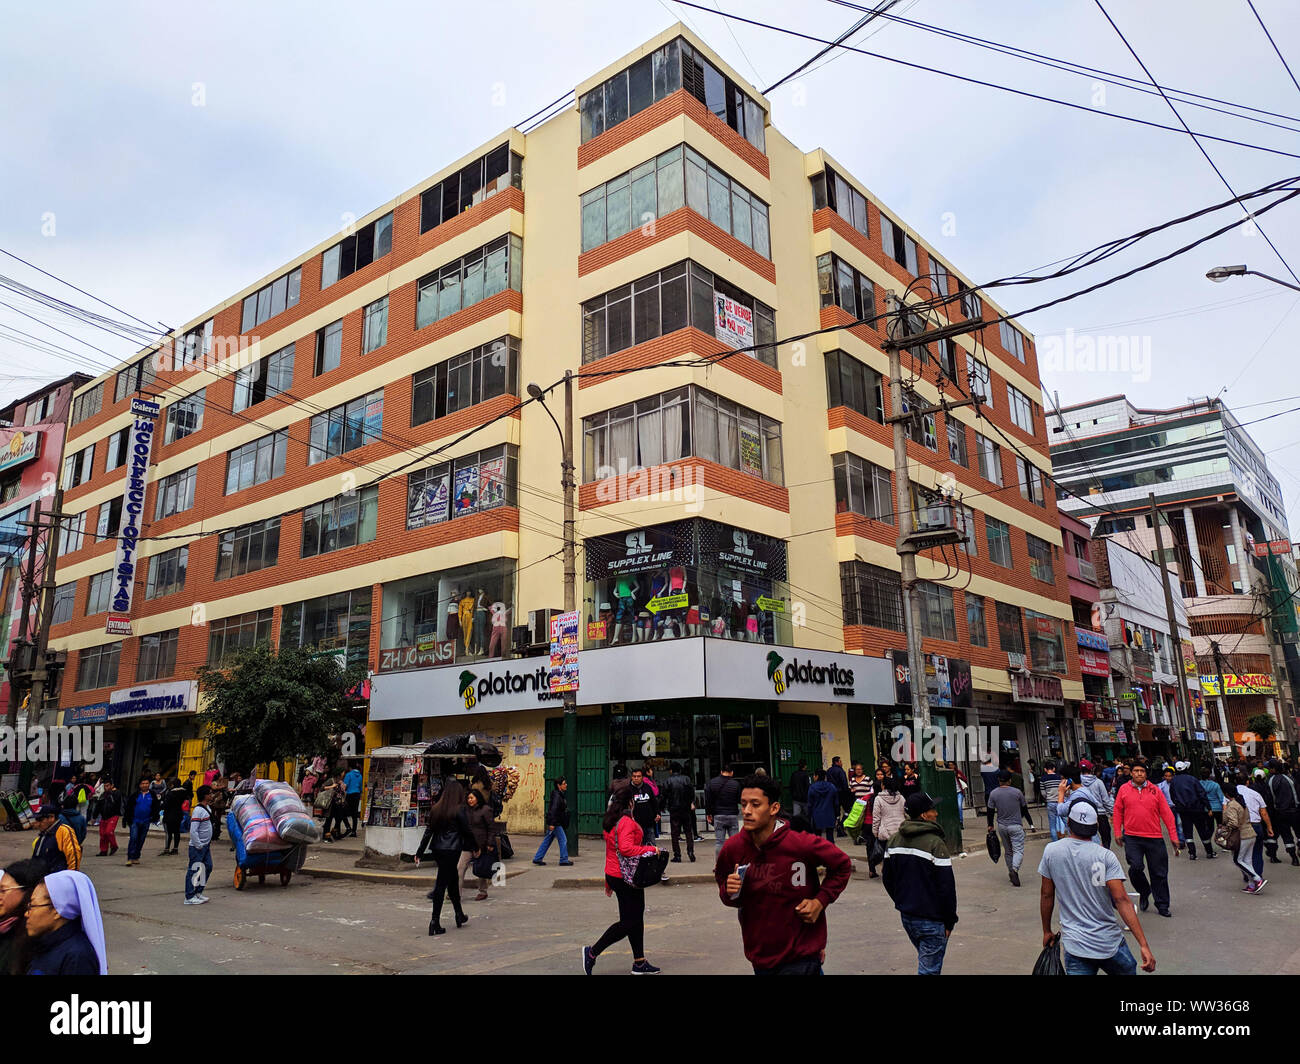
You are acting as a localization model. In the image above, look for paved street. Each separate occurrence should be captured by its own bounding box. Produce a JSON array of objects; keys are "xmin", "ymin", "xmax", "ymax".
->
[{"xmin": 7, "ymin": 825, "xmax": 1299, "ymax": 975}]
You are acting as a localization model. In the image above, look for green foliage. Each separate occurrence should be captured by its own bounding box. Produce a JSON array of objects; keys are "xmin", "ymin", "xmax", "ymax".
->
[
  {"xmin": 1245, "ymin": 713, "xmax": 1278, "ymax": 741},
  {"xmin": 196, "ymin": 644, "xmax": 365, "ymax": 771}
]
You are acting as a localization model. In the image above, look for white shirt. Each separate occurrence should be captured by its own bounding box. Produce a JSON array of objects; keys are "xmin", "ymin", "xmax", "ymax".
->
[{"xmin": 1240, "ymin": 787, "xmax": 1267, "ymax": 824}]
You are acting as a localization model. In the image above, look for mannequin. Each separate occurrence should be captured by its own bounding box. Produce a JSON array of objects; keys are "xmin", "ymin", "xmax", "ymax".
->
[
  {"xmin": 446, "ymin": 589, "xmax": 461, "ymax": 646},
  {"xmin": 648, "ymin": 570, "xmax": 667, "ymax": 640},
  {"xmin": 458, "ymin": 589, "xmax": 476, "ymax": 656},
  {"xmin": 684, "ymin": 581, "xmax": 700, "ymax": 637},
  {"xmin": 746, "ymin": 601, "xmax": 760, "ymax": 642},
  {"xmin": 474, "ymin": 589, "xmax": 490, "ymax": 654},
  {"xmin": 488, "ymin": 600, "xmax": 511, "ymax": 658},
  {"xmin": 613, "ymin": 576, "xmax": 639, "ymax": 645}
]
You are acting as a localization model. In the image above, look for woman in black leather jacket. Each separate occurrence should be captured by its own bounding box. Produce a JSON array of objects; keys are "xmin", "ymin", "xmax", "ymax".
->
[{"xmin": 415, "ymin": 778, "xmax": 470, "ymax": 935}]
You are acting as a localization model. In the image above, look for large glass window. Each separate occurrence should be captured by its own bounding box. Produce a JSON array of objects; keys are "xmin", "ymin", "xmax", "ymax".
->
[
  {"xmin": 947, "ymin": 420, "xmax": 968, "ymax": 467},
  {"xmin": 207, "ymin": 609, "xmax": 273, "ymax": 666},
  {"xmin": 301, "ymin": 485, "xmax": 379, "ymax": 559},
  {"xmin": 901, "ymin": 389, "xmax": 938, "ymax": 451},
  {"xmin": 999, "ymin": 320, "xmax": 1027, "ymax": 362},
  {"xmin": 840, "ymin": 560, "xmax": 905, "ymax": 631},
  {"xmin": 966, "ymin": 352, "xmax": 993, "ymax": 408},
  {"xmin": 380, "ymin": 560, "xmax": 516, "ymax": 668},
  {"xmin": 1026, "ymin": 610, "xmax": 1066, "ymax": 673},
  {"xmin": 308, "ymin": 390, "xmax": 383, "ymax": 465},
  {"xmin": 1026, "ymin": 533, "xmax": 1055, "ymax": 583},
  {"xmin": 918, "ymin": 581, "xmax": 957, "ymax": 641},
  {"xmin": 154, "ymin": 466, "xmax": 197, "ymax": 520},
  {"xmin": 415, "ymin": 234, "xmax": 523, "ymax": 330},
  {"xmin": 315, "ymin": 319, "xmax": 343, "ymax": 376},
  {"xmin": 411, "ymin": 338, "xmax": 519, "ymax": 425},
  {"xmin": 241, "ymin": 269, "xmax": 301, "ymax": 333},
  {"xmin": 280, "ymin": 588, "xmax": 372, "ymax": 672},
  {"xmin": 63, "ymin": 444, "xmax": 95, "ymax": 489},
  {"xmin": 96, "ymin": 498, "xmax": 121, "ymax": 539},
  {"xmin": 52, "ymin": 582, "xmax": 76, "ymax": 625},
  {"xmin": 419, "ymin": 144, "xmax": 522, "ymax": 233},
  {"xmin": 233, "ymin": 345, "xmax": 294, "ymax": 413},
  {"xmin": 70, "ymin": 383, "xmax": 103, "ymax": 426},
  {"xmin": 320, "ymin": 212, "xmax": 393, "ymax": 288},
  {"xmin": 145, "ymin": 546, "xmax": 188, "ymax": 600},
  {"xmin": 115, "ymin": 359, "xmax": 156, "ymax": 403},
  {"xmin": 680, "ymin": 39, "xmax": 765, "ymax": 151},
  {"xmin": 407, "ymin": 445, "xmax": 517, "ymax": 529},
  {"xmin": 986, "ymin": 516, "xmax": 1013, "ymax": 568},
  {"xmin": 1008, "ymin": 384, "xmax": 1035, "ymax": 432},
  {"xmin": 966, "ymin": 594, "xmax": 988, "ymax": 647},
  {"xmin": 995, "ymin": 601, "xmax": 1025, "ymax": 655},
  {"xmin": 215, "ymin": 517, "xmax": 280, "ymax": 581},
  {"xmin": 811, "ymin": 165, "xmax": 869, "ymax": 237},
  {"xmin": 824, "ymin": 350, "xmax": 884, "ymax": 423},
  {"xmin": 104, "ymin": 427, "xmax": 129, "ymax": 472},
  {"xmin": 817, "ymin": 253, "xmax": 876, "ymax": 323},
  {"xmin": 86, "ymin": 570, "xmax": 113, "ymax": 615},
  {"xmin": 878, "ymin": 213, "xmax": 920, "ymax": 275},
  {"xmin": 1017, "ymin": 456, "xmax": 1046, "ymax": 507},
  {"xmin": 582, "ymin": 261, "xmax": 775, "ymax": 367},
  {"xmin": 957, "ymin": 504, "xmax": 977, "ymax": 556},
  {"xmin": 58, "ymin": 512, "xmax": 85, "ymax": 557},
  {"xmin": 75, "ymin": 642, "xmax": 120, "ymax": 691},
  {"xmin": 136, "ymin": 629, "xmax": 179, "ymax": 682},
  {"xmin": 163, "ymin": 389, "xmax": 205, "ymax": 444},
  {"xmin": 975, "ymin": 431, "xmax": 1003, "ymax": 485},
  {"xmin": 362, "ymin": 296, "xmax": 388, "ymax": 354},
  {"xmin": 225, "ymin": 432, "xmax": 288, "ymax": 494},
  {"xmin": 832, "ymin": 452, "xmax": 893, "ymax": 522},
  {"xmin": 581, "ymin": 146, "xmax": 770, "ymax": 258}
]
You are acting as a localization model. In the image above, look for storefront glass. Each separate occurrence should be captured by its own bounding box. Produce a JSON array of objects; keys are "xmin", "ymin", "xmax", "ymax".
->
[
  {"xmin": 610, "ymin": 703, "xmax": 773, "ymax": 788},
  {"xmin": 279, "ymin": 587, "xmax": 372, "ymax": 671},
  {"xmin": 378, "ymin": 560, "xmax": 515, "ymax": 672},
  {"xmin": 1026, "ymin": 610, "xmax": 1067, "ymax": 674}
]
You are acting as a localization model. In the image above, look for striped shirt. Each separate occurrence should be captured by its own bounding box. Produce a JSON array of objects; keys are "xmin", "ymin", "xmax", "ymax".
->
[{"xmin": 849, "ymin": 775, "xmax": 873, "ymax": 802}]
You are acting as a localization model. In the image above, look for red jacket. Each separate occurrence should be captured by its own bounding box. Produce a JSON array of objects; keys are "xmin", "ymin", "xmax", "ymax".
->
[
  {"xmin": 603, "ymin": 815, "xmax": 657, "ymax": 879},
  {"xmin": 714, "ymin": 821, "xmax": 853, "ymax": 971},
  {"xmin": 1113, "ymin": 780, "xmax": 1177, "ymax": 840}
]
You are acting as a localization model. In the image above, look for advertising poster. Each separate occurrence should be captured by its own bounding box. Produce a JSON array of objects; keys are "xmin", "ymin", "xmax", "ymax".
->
[
  {"xmin": 739, "ymin": 426, "xmax": 762, "ymax": 476},
  {"xmin": 478, "ymin": 457, "xmax": 506, "ymax": 510},
  {"xmin": 714, "ymin": 292, "xmax": 754, "ymax": 350},
  {"xmin": 548, "ymin": 610, "xmax": 580, "ymax": 693},
  {"xmin": 454, "ymin": 463, "xmax": 479, "ymax": 514},
  {"xmin": 408, "ymin": 469, "xmax": 449, "ymax": 529}
]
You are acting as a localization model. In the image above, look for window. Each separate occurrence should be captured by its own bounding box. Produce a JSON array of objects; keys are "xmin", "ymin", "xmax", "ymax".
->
[
  {"xmin": 86, "ymin": 571, "xmax": 113, "ymax": 615},
  {"xmin": 169, "ymin": 319, "xmax": 214, "ymax": 370},
  {"xmin": 999, "ymin": 320, "xmax": 1027, "ymax": 362},
  {"xmin": 580, "ymin": 146, "xmax": 771, "ymax": 258},
  {"xmin": 412, "ymin": 338, "xmax": 519, "ymax": 425},
  {"xmin": 136, "ymin": 629, "xmax": 179, "ymax": 682},
  {"xmin": 928, "ymin": 259, "xmax": 951, "ymax": 299},
  {"xmin": 811, "ymin": 165, "xmax": 869, "ymax": 237},
  {"xmin": 1026, "ymin": 534, "xmax": 1055, "ymax": 583},
  {"xmin": 315, "ymin": 319, "xmax": 343, "ymax": 376},
  {"xmin": 966, "ymin": 353, "xmax": 993, "ymax": 408},
  {"xmin": 1026, "ymin": 610, "xmax": 1066, "ymax": 673},
  {"xmin": 986, "ymin": 516, "xmax": 1013, "ymax": 568},
  {"xmin": 840, "ymin": 560, "xmax": 905, "ymax": 630},
  {"xmin": 420, "ymin": 144, "xmax": 522, "ymax": 233},
  {"xmin": 996, "ymin": 601, "xmax": 1025, "ymax": 655},
  {"xmin": 966, "ymin": 594, "xmax": 988, "ymax": 647},
  {"xmin": 154, "ymin": 465, "xmax": 197, "ymax": 520},
  {"xmin": 163, "ymin": 389, "xmax": 205, "ymax": 444},
  {"xmin": 241, "ymin": 268, "xmax": 302, "ymax": 333},
  {"xmin": 918, "ymin": 582, "xmax": 957, "ymax": 641},
  {"xmin": 832, "ymin": 453, "xmax": 893, "ymax": 522},
  {"xmin": 70, "ymin": 383, "xmax": 103, "ymax": 426},
  {"xmin": 75, "ymin": 642, "xmax": 120, "ymax": 691},
  {"xmin": 225, "ymin": 432, "xmax": 288, "ymax": 494},
  {"xmin": 52, "ymin": 582, "xmax": 75, "ymax": 625},
  {"xmin": 1017, "ymin": 456, "xmax": 1046, "ymax": 507},
  {"xmin": 280, "ymin": 588, "xmax": 372, "ymax": 672},
  {"xmin": 380, "ymin": 561, "xmax": 516, "ymax": 665},
  {"xmin": 320, "ymin": 211, "xmax": 393, "ymax": 288},
  {"xmin": 233, "ymin": 346, "xmax": 294, "ymax": 413},
  {"xmin": 1008, "ymin": 384, "xmax": 1034, "ymax": 432},
  {"xmin": 96, "ymin": 498, "xmax": 122, "ymax": 539},
  {"xmin": 878, "ymin": 213, "xmax": 919, "ymax": 275},
  {"xmin": 104, "ymin": 427, "xmax": 129, "ymax": 472},
  {"xmin": 24, "ymin": 392, "xmax": 52, "ymax": 424},
  {"xmin": 301, "ymin": 485, "xmax": 379, "ymax": 558},
  {"xmin": 407, "ymin": 445, "xmax": 517, "ymax": 529},
  {"xmin": 63, "ymin": 444, "xmax": 95, "ymax": 489},
  {"xmin": 114, "ymin": 359, "xmax": 155, "ymax": 403},
  {"xmin": 58, "ymin": 511, "xmax": 85, "ymax": 557},
  {"xmin": 957, "ymin": 280, "xmax": 982, "ymax": 320},
  {"xmin": 975, "ymin": 432, "xmax": 1003, "ymax": 485},
  {"xmin": 207, "ymin": 610, "xmax": 273, "ymax": 666},
  {"xmin": 957, "ymin": 504, "xmax": 977, "ymax": 555},
  {"xmin": 947, "ymin": 420, "xmax": 968, "ymax": 467},
  {"xmin": 901, "ymin": 390, "xmax": 937, "ymax": 451},
  {"xmin": 817, "ymin": 253, "xmax": 876, "ymax": 323},
  {"xmin": 145, "ymin": 546, "xmax": 188, "ymax": 599},
  {"xmin": 308, "ymin": 390, "xmax": 383, "ymax": 465},
  {"xmin": 824, "ymin": 350, "xmax": 884, "ymax": 423},
  {"xmin": 362, "ymin": 296, "xmax": 388, "ymax": 354},
  {"xmin": 215, "ymin": 518, "xmax": 281, "ymax": 581},
  {"xmin": 415, "ymin": 233, "xmax": 523, "ymax": 330},
  {"xmin": 581, "ymin": 261, "xmax": 776, "ymax": 367},
  {"xmin": 935, "ymin": 336, "xmax": 958, "ymax": 380}
]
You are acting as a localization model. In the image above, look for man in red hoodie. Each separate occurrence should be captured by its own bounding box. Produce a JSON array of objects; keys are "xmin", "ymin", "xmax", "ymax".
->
[
  {"xmin": 714, "ymin": 773, "xmax": 853, "ymax": 974},
  {"xmin": 1113, "ymin": 762, "xmax": 1180, "ymax": 918}
]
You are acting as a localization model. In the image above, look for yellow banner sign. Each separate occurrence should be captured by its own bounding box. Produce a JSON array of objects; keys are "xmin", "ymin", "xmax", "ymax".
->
[
  {"xmin": 1199, "ymin": 673, "xmax": 1277, "ymax": 696},
  {"xmin": 646, "ymin": 593, "xmax": 689, "ymax": 613},
  {"xmin": 756, "ymin": 596, "xmax": 786, "ymax": 613}
]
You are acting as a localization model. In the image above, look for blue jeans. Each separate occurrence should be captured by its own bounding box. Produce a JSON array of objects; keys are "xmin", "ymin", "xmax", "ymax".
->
[
  {"xmin": 956, "ymin": 792, "xmax": 964, "ymax": 828},
  {"xmin": 713, "ymin": 814, "xmax": 739, "ymax": 853},
  {"xmin": 127, "ymin": 821, "xmax": 150, "ymax": 861},
  {"xmin": 1064, "ymin": 939, "xmax": 1137, "ymax": 975},
  {"xmin": 1048, "ymin": 809, "xmax": 1065, "ymax": 841},
  {"xmin": 900, "ymin": 915, "xmax": 948, "ymax": 975},
  {"xmin": 185, "ymin": 843, "xmax": 212, "ymax": 899},
  {"xmin": 533, "ymin": 824, "xmax": 569, "ymax": 863}
]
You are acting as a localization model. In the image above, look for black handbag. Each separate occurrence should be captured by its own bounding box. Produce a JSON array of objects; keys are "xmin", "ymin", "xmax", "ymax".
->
[
  {"xmin": 629, "ymin": 849, "xmax": 669, "ymax": 888},
  {"xmin": 472, "ymin": 849, "xmax": 498, "ymax": 879},
  {"xmin": 497, "ymin": 833, "xmax": 513, "ymax": 860}
]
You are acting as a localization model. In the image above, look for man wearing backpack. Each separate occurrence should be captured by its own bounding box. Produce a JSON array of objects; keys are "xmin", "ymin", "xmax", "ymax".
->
[{"xmin": 1266, "ymin": 759, "xmax": 1300, "ymax": 866}]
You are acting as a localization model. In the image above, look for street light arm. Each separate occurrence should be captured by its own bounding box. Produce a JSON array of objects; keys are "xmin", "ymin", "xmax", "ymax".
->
[
  {"xmin": 1242, "ymin": 269, "xmax": 1300, "ymax": 294},
  {"xmin": 534, "ymin": 395, "xmax": 564, "ymax": 444}
]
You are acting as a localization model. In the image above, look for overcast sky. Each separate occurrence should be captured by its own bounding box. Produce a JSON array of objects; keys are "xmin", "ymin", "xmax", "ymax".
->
[{"xmin": 3, "ymin": 0, "xmax": 1299, "ymax": 516}]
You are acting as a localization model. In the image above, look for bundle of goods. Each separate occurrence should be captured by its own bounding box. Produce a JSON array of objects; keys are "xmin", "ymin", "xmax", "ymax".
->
[
  {"xmin": 254, "ymin": 779, "xmax": 323, "ymax": 845},
  {"xmin": 470, "ymin": 740, "xmax": 503, "ymax": 767},
  {"xmin": 489, "ymin": 765, "xmax": 520, "ymax": 804},
  {"xmin": 231, "ymin": 793, "xmax": 286, "ymax": 854},
  {"xmin": 425, "ymin": 734, "xmax": 471, "ymax": 755}
]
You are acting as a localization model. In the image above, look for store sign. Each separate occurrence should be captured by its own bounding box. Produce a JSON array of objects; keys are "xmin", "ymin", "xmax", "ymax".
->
[
  {"xmin": 714, "ymin": 292, "xmax": 754, "ymax": 350},
  {"xmin": 646, "ymin": 593, "xmax": 688, "ymax": 613},
  {"xmin": 548, "ymin": 610, "xmax": 580, "ymax": 694},
  {"xmin": 1010, "ymin": 671, "xmax": 1064, "ymax": 707},
  {"xmin": 1007, "ymin": 652, "xmax": 1027, "ymax": 671},
  {"xmin": 1078, "ymin": 648, "xmax": 1111, "ymax": 677},
  {"xmin": 1253, "ymin": 542, "xmax": 1270, "ymax": 558},
  {"xmin": 62, "ymin": 702, "xmax": 109, "ymax": 725},
  {"xmin": 0, "ymin": 428, "xmax": 40, "ymax": 473},
  {"xmin": 1182, "ymin": 640, "xmax": 1198, "ymax": 675},
  {"xmin": 378, "ymin": 640, "xmax": 456, "ymax": 673},
  {"xmin": 1075, "ymin": 627, "xmax": 1109, "ymax": 652},
  {"xmin": 1130, "ymin": 650, "xmax": 1154, "ymax": 684},
  {"xmin": 1199, "ymin": 673, "xmax": 1278, "ymax": 696},
  {"xmin": 371, "ymin": 653, "xmax": 561, "ymax": 719},
  {"xmin": 1270, "ymin": 539, "xmax": 1291, "ymax": 556},
  {"xmin": 886, "ymin": 650, "xmax": 970, "ymax": 708},
  {"xmin": 1091, "ymin": 722, "xmax": 1119, "ymax": 743},
  {"xmin": 705, "ymin": 526, "xmax": 786, "ymax": 580},
  {"xmin": 107, "ymin": 679, "xmax": 195, "ymax": 721},
  {"xmin": 585, "ymin": 523, "xmax": 691, "ymax": 579},
  {"xmin": 708, "ymin": 639, "xmax": 892, "ymax": 705},
  {"xmin": 587, "ymin": 620, "xmax": 607, "ymax": 641},
  {"xmin": 106, "ymin": 398, "xmax": 160, "ymax": 636},
  {"xmin": 756, "ymin": 596, "xmax": 785, "ymax": 613}
]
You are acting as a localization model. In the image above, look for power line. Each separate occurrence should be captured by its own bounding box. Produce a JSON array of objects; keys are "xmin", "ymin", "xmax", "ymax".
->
[
  {"xmin": 761, "ymin": 0, "xmax": 901, "ymax": 94},
  {"xmin": 1247, "ymin": 0, "xmax": 1300, "ymax": 98}
]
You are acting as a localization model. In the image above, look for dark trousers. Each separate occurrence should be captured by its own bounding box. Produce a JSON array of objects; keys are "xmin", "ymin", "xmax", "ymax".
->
[
  {"xmin": 429, "ymin": 850, "xmax": 463, "ymax": 926},
  {"xmin": 163, "ymin": 816, "xmax": 182, "ymax": 852},
  {"xmin": 1274, "ymin": 809, "xmax": 1299, "ymax": 854},
  {"xmin": 1097, "ymin": 814, "xmax": 1112, "ymax": 848},
  {"xmin": 593, "ymin": 875, "xmax": 645, "ymax": 960},
  {"xmin": 1176, "ymin": 810, "xmax": 1214, "ymax": 854},
  {"xmin": 822, "ymin": 827, "xmax": 836, "ymax": 843},
  {"xmin": 127, "ymin": 821, "xmax": 149, "ymax": 861},
  {"xmin": 323, "ymin": 804, "xmax": 344, "ymax": 838},
  {"xmin": 754, "ymin": 956, "xmax": 822, "ymax": 975},
  {"xmin": 345, "ymin": 793, "xmax": 360, "ymax": 835},
  {"xmin": 1124, "ymin": 835, "xmax": 1170, "ymax": 911},
  {"xmin": 670, "ymin": 813, "xmax": 694, "ymax": 859}
]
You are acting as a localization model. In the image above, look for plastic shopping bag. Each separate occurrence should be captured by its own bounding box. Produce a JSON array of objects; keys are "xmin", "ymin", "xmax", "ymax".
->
[
  {"xmin": 1032, "ymin": 934, "xmax": 1065, "ymax": 975},
  {"xmin": 986, "ymin": 828, "xmax": 1002, "ymax": 864}
]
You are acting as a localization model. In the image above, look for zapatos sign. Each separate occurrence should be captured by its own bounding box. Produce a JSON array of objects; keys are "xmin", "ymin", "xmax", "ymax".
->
[{"xmin": 106, "ymin": 398, "xmax": 159, "ymax": 636}]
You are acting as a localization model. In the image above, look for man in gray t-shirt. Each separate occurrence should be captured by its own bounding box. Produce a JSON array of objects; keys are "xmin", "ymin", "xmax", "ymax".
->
[
  {"xmin": 1039, "ymin": 802, "xmax": 1154, "ymax": 975},
  {"xmin": 985, "ymin": 771, "xmax": 1034, "ymax": 886}
]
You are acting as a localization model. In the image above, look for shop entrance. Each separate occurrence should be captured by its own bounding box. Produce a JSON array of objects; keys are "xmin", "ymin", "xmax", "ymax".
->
[{"xmin": 609, "ymin": 703, "xmax": 773, "ymax": 789}]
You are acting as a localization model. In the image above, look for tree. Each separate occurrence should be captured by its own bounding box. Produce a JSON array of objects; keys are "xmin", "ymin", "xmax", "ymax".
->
[
  {"xmin": 1245, "ymin": 713, "xmax": 1278, "ymax": 743},
  {"xmin": 196, "ymin": 644, "xmax": 365, "ymax": 773}
]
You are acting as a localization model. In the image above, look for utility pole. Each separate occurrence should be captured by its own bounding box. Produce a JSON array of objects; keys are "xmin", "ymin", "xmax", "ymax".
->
[
  {"xmin": 1210, "ymin": 639, "xmax": 1232, "ymax": 755},
  {"xmin": 28, "ymin": 490, "xmax": 65, "ymax": 724},
  {"xmin": 560, "ymin": 370, "xmax": 578, "ymax": 856},
  {"xmin": 1148, "ymin": 493, "xmax": 1193, "ymax": 756},
  {"xmin": 6, "ymin": 501, "xmax": 41, "ymax": 726}
]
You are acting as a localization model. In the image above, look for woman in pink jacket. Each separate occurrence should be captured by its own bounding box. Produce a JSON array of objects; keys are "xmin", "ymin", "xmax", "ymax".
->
[{"xmin": 582, "ymin": 791, "xmax": 661, "ymax": 975}]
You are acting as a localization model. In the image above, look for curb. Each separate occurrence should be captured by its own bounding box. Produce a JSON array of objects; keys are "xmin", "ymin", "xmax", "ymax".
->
[
  {"xmin": 552, "ymin": 873, "xmax": 716, "ymax": 889},
  {"xmin": 298, "ymin": 865, "xmax": 530, "ymax": 887}
]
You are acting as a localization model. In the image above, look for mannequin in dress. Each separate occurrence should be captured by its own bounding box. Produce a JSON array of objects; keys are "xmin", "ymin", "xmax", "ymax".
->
[
  {"xmin": 488, "ymin": 600, "xmax": 511, "ymax": 658},
  {"xmin": 474, "ymin": 589, "xmax": 490, "ymax": 654},
  {"xmin": 446, "ymin": 589, "xmax": 461, "ymax": 647},
  {"xmin": 458, "ymin": 589, "xmax": 476, "ymax": 656}
]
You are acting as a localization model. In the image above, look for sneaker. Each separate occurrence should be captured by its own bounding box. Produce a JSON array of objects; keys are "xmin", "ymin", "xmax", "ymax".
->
[
  {"xmin": 661, "ymin": 874, "xmax": 670, "ymax": 883},
  {"xmin": 532, "ymin": 860, "xmax": 546, "ymax": 866},
  {"xmin": 195, "ymin": 894, "xmax": 211, "ymax": 904},
  {"xmin": 631, "ymin": 960, "xmax": 662, "ymax": 975},
  {"xmin": 1242, "ymin": 884, "xmax": 1256, "ymax": 893},
  {"xmin": 183, "ymin": 897, "xmax": 201, "ymax": 905},
  {"xmin": 670, "ymin": 856, "xmax": 681, "ymax": 863},
  {"xmin": 1254, "ymin": 879, "xmax": 1268, "ymax": 894},
  {"xmin": 559, "ymin": 860, "xmax": 574, "ymax": 866},
  {"xmin": 582, "ymin": 946, "xmax": 596, "ymax": 976},
  {"xmin": 1157, "ymin": 908, "xmax": 1172, "ymax": 917}
]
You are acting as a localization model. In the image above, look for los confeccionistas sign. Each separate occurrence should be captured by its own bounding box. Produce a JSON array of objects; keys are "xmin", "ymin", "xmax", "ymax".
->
[{"xmin": 106, "ymin": 399, "xmax": 159, "ymax": 636}]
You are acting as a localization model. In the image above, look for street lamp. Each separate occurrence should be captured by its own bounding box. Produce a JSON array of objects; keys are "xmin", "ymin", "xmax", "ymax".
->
[
  {"xmin": 1206, "ymin": 264, "xmax": 1300, "ymax": 293},
  {"xmin": 527, "ymin": 374, "xmax": 579, "ymax": 854}
]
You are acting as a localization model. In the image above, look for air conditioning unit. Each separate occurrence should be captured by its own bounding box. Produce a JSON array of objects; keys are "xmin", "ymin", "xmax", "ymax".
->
[{"xmin": 527, "ymin": 608, "xmax": 563, "ymax": 649}]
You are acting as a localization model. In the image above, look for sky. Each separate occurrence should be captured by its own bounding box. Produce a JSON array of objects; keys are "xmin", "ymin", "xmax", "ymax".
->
[{"xmin": 2, "ymin": 0, "xmax": 1299, "ymax": 517}]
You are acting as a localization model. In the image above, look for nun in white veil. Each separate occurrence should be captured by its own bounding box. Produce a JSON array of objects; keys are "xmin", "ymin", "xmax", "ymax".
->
[{"xmin": 25, "ymin": 869, "xmax": 107, "ymax": 975}]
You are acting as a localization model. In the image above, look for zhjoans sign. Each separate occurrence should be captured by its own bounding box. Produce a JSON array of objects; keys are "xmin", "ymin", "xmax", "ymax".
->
[{"xmin": 106, "ymin": 398, "xmax": 159, "ymax": 636}]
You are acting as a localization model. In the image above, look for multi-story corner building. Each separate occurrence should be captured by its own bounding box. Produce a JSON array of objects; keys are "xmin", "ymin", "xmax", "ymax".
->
[
  {"xmin": 1051, "ymin": 395, "xmax": 1298, "ymax": 756},
  {"xmin": 48, "ymin": 25, "xmax": 1079, "ymax": 834},
  {"xmin": 0, "ymin": 372, "xmax": 92, "ymax": 731}
]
